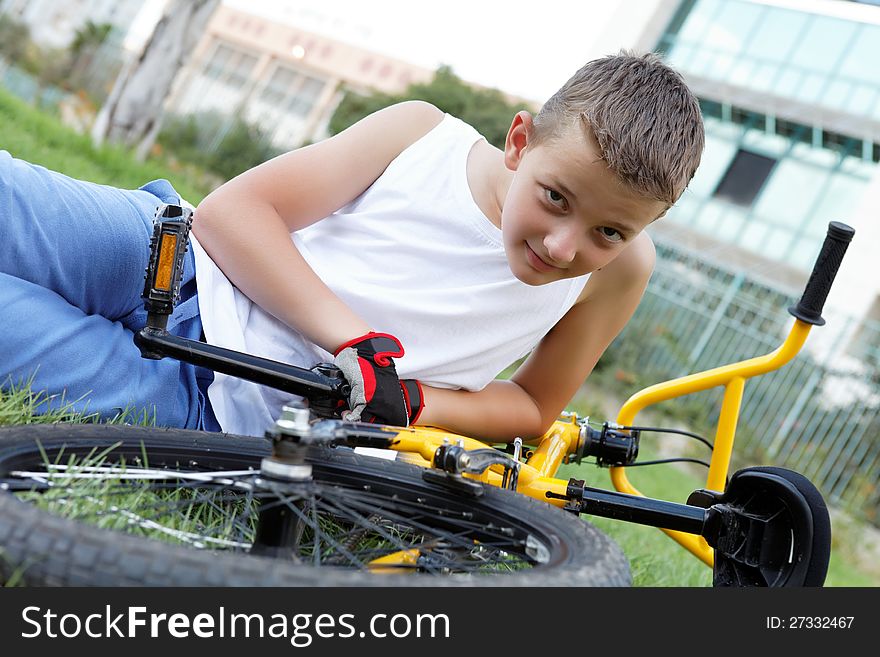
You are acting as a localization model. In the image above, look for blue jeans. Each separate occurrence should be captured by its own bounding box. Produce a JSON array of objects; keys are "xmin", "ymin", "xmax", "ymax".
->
[{"xmin": 0, "ymin": 150, "xmax": 218, "ymax": 430}]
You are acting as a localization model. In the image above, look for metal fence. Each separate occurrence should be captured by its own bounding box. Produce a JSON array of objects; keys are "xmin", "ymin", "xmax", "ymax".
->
[
  {"xmin": 606, "ymin": 238, "xmax": 880, "ymax": 524},
  {"xmin": 0, "ymin": 57, "xmax": 65, "ymax": 108}
]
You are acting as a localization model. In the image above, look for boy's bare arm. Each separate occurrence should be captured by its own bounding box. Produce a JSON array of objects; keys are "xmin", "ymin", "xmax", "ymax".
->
[
  {"xmin": 192, "ymin": 101, "xmax": 444, "ymax": 352},
  {"xmin": 418, "ymin": 233, "xmax": 656, "ymax": 441}
]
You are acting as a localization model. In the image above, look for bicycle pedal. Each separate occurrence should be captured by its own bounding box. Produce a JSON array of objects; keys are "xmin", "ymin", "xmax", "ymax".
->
[{"xmin": 142, "ymin": 203, "xmax": 193, "ymax": 319}]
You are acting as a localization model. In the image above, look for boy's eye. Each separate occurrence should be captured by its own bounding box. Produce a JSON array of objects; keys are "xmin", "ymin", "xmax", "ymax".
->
[
  {"xmin": 544, "ymin": 187, "xmax": 567, "ymax": 208},
  {"xmin": 599, "ymin": 226, "xmax": 623, "ymax": 243}
]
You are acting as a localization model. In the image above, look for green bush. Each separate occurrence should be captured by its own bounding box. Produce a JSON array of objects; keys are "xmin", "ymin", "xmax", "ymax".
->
[
  {"xmin": 329, "ymin": 66, "xmax": 532, "ymax": 149},
  {"xmin": 158, "ymin": 111, "xmax": 279, "ymax": 181}
]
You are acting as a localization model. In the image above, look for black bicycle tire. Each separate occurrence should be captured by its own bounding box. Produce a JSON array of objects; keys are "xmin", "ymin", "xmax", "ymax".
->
[{"xmin": 0, "ymin": 424, "xmax": 631, "ymax": 587}]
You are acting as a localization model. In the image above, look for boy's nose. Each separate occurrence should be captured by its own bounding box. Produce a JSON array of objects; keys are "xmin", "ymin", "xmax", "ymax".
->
[{"xmin": 543, "ymin": 229, "xmax": 578, "ymax": 265}]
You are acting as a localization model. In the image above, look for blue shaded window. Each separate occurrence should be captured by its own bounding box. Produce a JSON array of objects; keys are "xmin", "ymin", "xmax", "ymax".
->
[
  {"xmin": 713, "ymin": 0, "xmax": 764, "ymax": 52},
  {"xmin": 747, "ymin": 8, "xmax": 807, "ymax": 62},
  {"xmin": 789, "ymin": 16, "xmax": 857, "ymax": 74},
  {"xmin": 660, "ymin": 0, "xmax": 880, "ymax": 121},
  {"xmin": 838, "ymin": 25, "xmax": 880, "ymax": 85},
  {"xmin": 677, "ymin": 0, "xmax": 723, "ymax": 43},
  {"xmin": 713, "ymin": 149, "xmax": 777, "ymax": 207}
]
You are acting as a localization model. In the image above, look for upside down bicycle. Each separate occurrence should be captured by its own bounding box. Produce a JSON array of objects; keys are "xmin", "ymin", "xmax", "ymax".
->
[{"xmin": 0, "ymin": 204, "xmax": 853, "ymax": 587}]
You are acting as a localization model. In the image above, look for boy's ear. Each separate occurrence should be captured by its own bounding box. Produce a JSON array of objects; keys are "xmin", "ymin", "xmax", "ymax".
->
[{"xmin": 503, "ymin": 111, "xmax": 534, "ymax": 171}]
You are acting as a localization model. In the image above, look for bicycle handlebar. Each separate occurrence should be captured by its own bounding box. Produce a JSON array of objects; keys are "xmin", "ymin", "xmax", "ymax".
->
[{"xmin": 788, "ymin": 221, "xmax": 855, "ymax": 326}]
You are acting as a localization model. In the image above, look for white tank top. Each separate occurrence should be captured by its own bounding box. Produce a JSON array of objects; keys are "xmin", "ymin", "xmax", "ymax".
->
[{"xmin": 191, "ymin": 114, "xmax": 589, "ymax": 436}]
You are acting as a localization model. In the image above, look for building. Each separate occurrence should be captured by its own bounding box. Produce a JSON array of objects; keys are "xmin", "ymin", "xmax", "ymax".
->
[
  {"xmin": 599, "ymin": 0, "xmax": 880, "ymax": 363},
  {"xmin": 610, "ymin": 0, "xmax": 880, "ymax": 520},
  {"xmin": 165, "ymin": 4, "xmax": 436, "ymax": 149},
  {"xmin": 0, "ymin": 0, "xmax": 146, "ymax": 49},
  {"xmin": 654, "ymin": 0, "xmax": 880, "ymax": 346}
]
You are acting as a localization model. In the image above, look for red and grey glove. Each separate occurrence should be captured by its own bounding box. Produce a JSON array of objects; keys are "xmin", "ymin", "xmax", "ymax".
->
[{"xmin": 333, "ymin": 332, "xmax": 424, "ymax": 426}]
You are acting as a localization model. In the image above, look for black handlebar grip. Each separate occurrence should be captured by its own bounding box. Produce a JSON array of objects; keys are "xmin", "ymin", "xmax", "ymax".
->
[{"xmin": 788, "ymin": 221, "xmax": 855, "ymax": 326}]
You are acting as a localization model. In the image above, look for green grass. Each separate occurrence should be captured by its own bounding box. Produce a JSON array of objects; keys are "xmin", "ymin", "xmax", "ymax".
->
[
  {"xmin": 0, "ymin": 86, "xmax": 213, "ymax": 203},
  {"xmin": 0, "ymin": 379, "xmax": 156, "ymax": 428}
]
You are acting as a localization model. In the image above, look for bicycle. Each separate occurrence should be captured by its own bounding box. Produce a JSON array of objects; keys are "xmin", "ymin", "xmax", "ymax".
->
[{"xmin": 0, "ymin": 204, "xmax": 853, "ymax": 587}]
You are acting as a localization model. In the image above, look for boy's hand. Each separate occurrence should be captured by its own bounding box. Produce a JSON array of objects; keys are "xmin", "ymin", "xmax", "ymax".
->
[{"xmin": 333, "ymin": 333, "xmax": 423, "ymax": 426}]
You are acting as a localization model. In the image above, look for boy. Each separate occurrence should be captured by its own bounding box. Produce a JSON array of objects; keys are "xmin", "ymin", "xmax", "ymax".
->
[
  {"xmin": 191, "ymin": 51, "xmax": 704, "ymax": 439},
  {"xmin": 1, "ymin": 51, "xmax": 703, "ymax": 440}
]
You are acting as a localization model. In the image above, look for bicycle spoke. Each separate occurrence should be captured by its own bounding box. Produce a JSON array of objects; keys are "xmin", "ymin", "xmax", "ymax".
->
[{"xmin": 7, "ymin": 453, "xmax": 538, "ymax": 575}]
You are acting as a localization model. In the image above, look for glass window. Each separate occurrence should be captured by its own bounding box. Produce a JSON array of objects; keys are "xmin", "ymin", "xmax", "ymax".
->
[
  {"xmin": 774, "ymin": 68, "xmax": 803, "ymax": 98},
  {"xmin": 838, "ymin": 25, "xmax": 880, "ymax": 85},
  {"xmin": 804, "ymin": 172, "xmax": 869, "ymax": 238},
  {"xmin": 205, "ymin": 44, "xmax": 232, "ymax": 79},
  {"xmin": 746, "ymin": 8, "xmax": 808, "ymax": 63},
  {"xmin": 789, "ymin": 235, "xmax": 820, "ymax": 270},
  {"xmin": 873, "ymin": 95, "xmax": 880, "ymax": 121},
  {"xmin": 261, "ymin": 67, "xmax": 299, "ymax": 106},
  {"xmin": 741, "ymin": 130, "xmax": 788, "ymax": 157},
  {"xmin": 790, "ymin": 142, "xmax": 839, "ymax": 168},
  {"xmin": 849, "ymin": 85, "xmax": 879, "ymax": 115},
  {"xmin": 753, "ymin": 158, "xmax": 828, "ymax": 228},
  {"xmin": 705, "ymin": 50, "xmax": 736, "ymax": 78},
  {"xmin": 677, "ymin": 0, "xmax": 724, "ymax": 43},
  {"xmin": 793, "ymin": 72, "xmax": 827, "ymax": 104},
  {"xmin": 715, "ymin": 207, "xmax": 746, "ymax": 242},
  {"xmin": 728, "ymin": 58, "xmax": 757, "ymax": 87},
  {"xmin": 713, "ymin": 149, "xmax": 777, "ymax": 207},
  {"xmin": 839, "ymin": 155, "xmax": 876, "ymax": 178},
  {"xmin": 763, "ymin": 227, "xmax": 793, "ymax": 260},
  {"xmin": 688, "ymin": 132, "xmax": 738, "ymax": 197},
  {"xmin": 203, "ymin": 43, "xmax": 256, "ymax": 89},
  {"xmin": 704, "ymin": 116, "xmax": 742, "ymax": 140},
  {"xmin": 229, "ymin": 53, "xmax": 257, "ymax": 88},
  {"xmin": 289, "ymin": 76, "xmax": 324, "ymax": 117},
  {"xmin": 711, "ymin": 0, "xmax": 764, "ymax": 54},
  {"xmin": 739, "ymin": 219, "xmax": 769, "ymax": 250},
  {"xmin": 750, "ymin": 62, "xmax": 781, "ymax": 93},
  {"xmin": 694, "ymin": 201, "xmax": 725, "ymax": 233},
  {"xmin": 666, "ymin": 192, "xmax": 698, "ymax": 224},
  {"xmin": 789, "ymin": 16, "xmax": 857, "ymax": 75},
  {"xmin": 666, "ymin": 42, "xmax": 696, "ymax": 72},
  {"xmin": 822, "ymin": 79, "xmax": 853, "ymax": 111}
]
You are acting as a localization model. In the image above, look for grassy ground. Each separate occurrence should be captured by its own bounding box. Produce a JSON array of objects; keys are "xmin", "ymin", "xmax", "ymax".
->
[
  {"xmin": 2, "ymin": 86, "xmax": 877, "ymax": 587},
  {"xmin": 0, "ymin": 87, "xmax": 213, "ymax": 203}
]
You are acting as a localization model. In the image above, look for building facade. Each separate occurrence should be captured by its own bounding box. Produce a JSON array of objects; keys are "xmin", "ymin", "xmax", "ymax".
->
[
  {"xmin": 611, "ymin": 0, "xmax": 880, "ymax": 521},
  {"xmin": 165, "ymin": 4, "xmax": 435, "ymax": 149},
  {"xmin": 655, "ymin": 0, "xmax": 880, "ymax": 335}
]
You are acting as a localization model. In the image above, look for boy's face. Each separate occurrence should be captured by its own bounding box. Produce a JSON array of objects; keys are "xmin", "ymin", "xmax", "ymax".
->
[{"xmin": 500, "ymin": 113, "xmax": 667, "ymax": 286}]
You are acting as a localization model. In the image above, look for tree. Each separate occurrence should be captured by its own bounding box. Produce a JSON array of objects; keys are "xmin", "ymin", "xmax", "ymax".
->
[
  {"xmin": 158, "ymin": 110, "xmax": 280, "ymax": 181},
  {"xmin": 0, "ymin": 13, "xmax": 31, "ymax": 66},
  {"xmin": 91, "ymin": 0, "xmax": 220, "ymax": 160},
  {"xmin": 67, "ymin": 21, "xmax": 113, "ymax": 91},
  {"xmin": 329, "ymin": 66, "xmax": 533, "ymax": 149},
  {"xmin": 208, "ymin": 117, "xmax": 280, "ymax": 181}
]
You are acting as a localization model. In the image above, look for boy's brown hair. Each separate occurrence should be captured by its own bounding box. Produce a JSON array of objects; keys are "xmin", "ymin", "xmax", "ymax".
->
[{"xmin": 533, "ymin": 50, "xmax": 704, "ymax": 207}]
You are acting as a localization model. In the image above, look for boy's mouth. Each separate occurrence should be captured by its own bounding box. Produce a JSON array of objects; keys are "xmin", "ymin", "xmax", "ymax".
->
[{"xmin": 525, "ymin": 243, "xmax": 563, "ymax": 273}]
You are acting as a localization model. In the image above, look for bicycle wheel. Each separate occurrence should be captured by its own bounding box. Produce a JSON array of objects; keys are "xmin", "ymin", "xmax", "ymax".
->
[{"xmin": 0, "ymin": 424, "xmax": 630, "ymax": 587}]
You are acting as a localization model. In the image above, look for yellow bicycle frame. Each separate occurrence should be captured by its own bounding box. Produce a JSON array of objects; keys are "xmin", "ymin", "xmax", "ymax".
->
[
  {"xmin": 382, "ymin": 317, "xmax": 814, "ymax": 570},
  {"xmin": 610, "ymin": 318, "xmax": 812, "ymax": 566}
]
